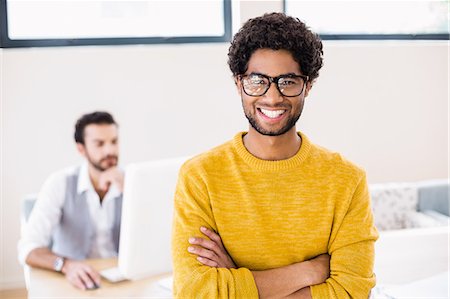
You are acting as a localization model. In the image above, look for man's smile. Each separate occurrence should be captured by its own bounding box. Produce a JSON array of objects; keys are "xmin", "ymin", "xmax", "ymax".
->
[{"xmin": 257, "ymin": 107, "xmax": 287, "ymax": 123}]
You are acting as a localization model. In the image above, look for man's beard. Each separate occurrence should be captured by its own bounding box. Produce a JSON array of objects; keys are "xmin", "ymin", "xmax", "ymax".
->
[
  {"xmin": 242, "ymin": 101, "xmax": 302, "ymax": 136},
  {"xmin": 86, "ymin": 154, "xmax": 118, "ymax": 172}
]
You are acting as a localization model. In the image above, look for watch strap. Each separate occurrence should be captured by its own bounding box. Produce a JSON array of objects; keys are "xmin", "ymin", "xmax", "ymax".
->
[{"xmin": 53, "ymin": 256, "xmax": 65, "ymax": 272}]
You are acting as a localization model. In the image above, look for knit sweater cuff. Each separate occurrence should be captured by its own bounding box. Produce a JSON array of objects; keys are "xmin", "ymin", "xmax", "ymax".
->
[
  {"xmin": 232, "ymin": 268, "xmax": 259, "ymax": 298},
  {"xmin": 310, "ymin": 284, "xmax": 329, "ymax": 299}
]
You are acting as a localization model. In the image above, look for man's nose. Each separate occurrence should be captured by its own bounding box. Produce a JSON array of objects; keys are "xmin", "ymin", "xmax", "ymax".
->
[
  {"xmin": 263, "ymin": 82, "xmax": 284, "ymax": 104},
  {"xmin": 104, "ymin": 143, "xmax": 118, "ymax": 155}
]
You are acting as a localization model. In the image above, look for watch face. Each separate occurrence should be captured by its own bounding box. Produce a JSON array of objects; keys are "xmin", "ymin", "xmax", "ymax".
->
[{"xmin": 54, "ymin": 257, "xmax": 64, "ymax": 272}]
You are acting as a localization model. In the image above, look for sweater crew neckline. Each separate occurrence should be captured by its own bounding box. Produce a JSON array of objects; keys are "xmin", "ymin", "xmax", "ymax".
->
[{"xmin": 232, "ymin": 131, "xmax": 312, "ymax": 172}]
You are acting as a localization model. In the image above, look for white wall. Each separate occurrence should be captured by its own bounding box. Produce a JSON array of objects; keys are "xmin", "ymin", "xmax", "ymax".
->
[
  {"xmin": 303, "ymin": 41, "xmax": 449, "ymax": 182},
  {"xmin": 0, "ymin": 9, "xmax": 448, "ymax": 290}
]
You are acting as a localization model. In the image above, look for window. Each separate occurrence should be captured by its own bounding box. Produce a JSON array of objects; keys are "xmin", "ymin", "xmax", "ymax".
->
[
  {"xmin": 284, "ymin": 0, "xmax": 449, "ymax": 40},
  {"xmin": 0, "ymin": 0, "xmax": 232, "ymax": 48}
]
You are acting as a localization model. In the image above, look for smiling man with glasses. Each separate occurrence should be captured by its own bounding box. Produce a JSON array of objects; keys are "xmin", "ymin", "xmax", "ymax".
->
[{"xmin": 172, "ymin": 12, "xmax": 378, "ymax": 298}]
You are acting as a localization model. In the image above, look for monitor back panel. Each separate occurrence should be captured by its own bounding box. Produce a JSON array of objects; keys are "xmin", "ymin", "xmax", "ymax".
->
[{"xmin": 118, "ymin": 157, "xmax": 188, "ymax": 279}]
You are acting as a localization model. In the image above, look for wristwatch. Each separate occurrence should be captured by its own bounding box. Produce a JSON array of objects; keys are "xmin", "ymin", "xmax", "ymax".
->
[{"xmin": 53, "ymin": 256, "xmax": 65, "ymax": 272}]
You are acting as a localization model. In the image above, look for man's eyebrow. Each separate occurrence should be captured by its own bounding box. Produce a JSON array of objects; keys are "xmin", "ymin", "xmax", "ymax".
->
[
  {"xmin": 247, "ymin": 72, "xmax": 265, "ymax": 76},
  {"xmin": 248, "ymin": 72, "xmax": 301, "ymax": 77},
  {"xmin": 282, "ymin": 72, "xmax": 300, "ymax": 76}
]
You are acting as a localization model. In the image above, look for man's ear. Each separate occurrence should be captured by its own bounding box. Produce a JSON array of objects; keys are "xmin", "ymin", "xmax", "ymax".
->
[
  {"xmin": 234, "ymin": 76, "xmax": 242, "ymax": 93},
  {"xmin": 304, "ymin": 81, "xmax": 313, "ymax": 98},
  {"xmin": 76, "ymin": 143, "xmax": 87, "ymax": 158}
]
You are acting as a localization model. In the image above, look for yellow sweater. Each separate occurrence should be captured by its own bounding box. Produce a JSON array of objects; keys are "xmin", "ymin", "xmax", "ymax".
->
[{"xmin": 172, "ymin": 132, "xmax": 378, "ymax": 298}]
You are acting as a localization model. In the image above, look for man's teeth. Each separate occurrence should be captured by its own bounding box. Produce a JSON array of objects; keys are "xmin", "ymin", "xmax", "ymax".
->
[{"xmin": 260, "ymin": 108, "xmax": 285, "ymax": 118}]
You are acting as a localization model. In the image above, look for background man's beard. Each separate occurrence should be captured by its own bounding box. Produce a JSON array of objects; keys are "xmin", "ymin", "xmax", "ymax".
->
[
  {"xmin": 244, "ymin": 110, "xmax": 302, "ymax": 136},
  {"xmin": 88, "ymin": 155, "xmax": 118, "ymax": 172}
]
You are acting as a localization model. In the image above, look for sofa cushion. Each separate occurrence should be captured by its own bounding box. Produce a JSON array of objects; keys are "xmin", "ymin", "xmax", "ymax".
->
[
  {"xmin": 403, "ymin": 211, "xmax": 448, "ymax": 229},
  {"xmin": 370, "ymin": 183, "xmax": 418, "ymax": 230},
  {"xmin": 418, "ymin": 179, "xmax": 450, "ymax": 216}
]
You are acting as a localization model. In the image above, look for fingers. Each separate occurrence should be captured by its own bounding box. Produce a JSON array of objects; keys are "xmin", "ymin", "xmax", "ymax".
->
[
  {"xmin": 78, "ymin": 270, "xmax": 96, "ymax": 289},
  {"xmin": 83, "ymin": 266, "xmax": 101, "ymax": 286},
  {"xmin": 200, "ymin": 227, "xmax": 223, "ymax": 248},
  {"xmin": 66, "ymin": 269, "xmax": 91, "ymax": 290},
  {"xmin": 189, "ymin": 236, "xmax": 220, "ymax": 253},
  {"xmin": 98, "ymin": 173, "xmax": 112, "ymax": 192},
  {"xmin": 68, "ymin": 274, "xmax": 87, "ymax": 290},
  {"xmin": 196, "ymin": 256, "xmax": 219, "ymax": 267},
  {"xmin": 188, "ymin": 228, "xmax": 237, "ymax": 269},
  {"xmin": 99, "ymin": 181, "xmax": 111, "ymax": 192},
  {"xmin": 98, "ymin": 167, "xmax": 124, "ymax": 192},
  {"xmin": 188, "ymin": 235, "xmax": 221, "ymax": 267},
  {"xmin": 188, "ymin": 245, "xmax": 218, "ymax": 261},
  {"xmin": 64, "ymin": 261, "xmax": 101, "ymax": 290}
]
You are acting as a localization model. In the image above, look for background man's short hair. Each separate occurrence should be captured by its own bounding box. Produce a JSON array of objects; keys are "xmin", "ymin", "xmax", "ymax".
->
[
  {"xmin": 228, "ymin": 12, "xmax": 324, "ymax": 82},
  {"xmin": 74, "ymin": 111, "xmax": 117, "ymax": 144}
]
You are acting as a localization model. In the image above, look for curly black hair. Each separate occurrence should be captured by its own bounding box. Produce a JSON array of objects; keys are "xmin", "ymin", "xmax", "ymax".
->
[
  {"xmin": 74, "ymin": 111, "xmax": 117, "ymax": 144},
  {"xmin": 228, "ymin": 12, "xmax": 323, "ymax": 82}
]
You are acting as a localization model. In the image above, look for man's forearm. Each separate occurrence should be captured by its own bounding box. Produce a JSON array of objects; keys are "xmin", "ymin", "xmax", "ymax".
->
[
  {"xmin": 252, "ymin": 260, "xmax": 314, "ymax": 299},
  {"xmin": 187, "ymin": 227, "xmax": 328, "ymax": 298},
  {"xmin": 25, "ymin": 247, "xmax": 60, "ymax": 271},
  {"xmin": 284, "ymin": 287, "xmax": 312, "ymax": 299}
]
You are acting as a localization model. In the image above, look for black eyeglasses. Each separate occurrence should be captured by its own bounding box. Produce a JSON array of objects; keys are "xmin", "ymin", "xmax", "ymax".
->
[{"xmin": 240, "ymin": 73, "xmax": 309, "ymax": 97}]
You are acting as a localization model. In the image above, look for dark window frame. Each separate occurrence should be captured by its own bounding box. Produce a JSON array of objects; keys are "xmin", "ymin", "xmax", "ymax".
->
[
  {"xmin": 0, "ymin": 0, "xmax": 232, "ymax": 48},
  {"xmin": 283, "ymin": 0, "xmax": 449, "ymax": 40}
]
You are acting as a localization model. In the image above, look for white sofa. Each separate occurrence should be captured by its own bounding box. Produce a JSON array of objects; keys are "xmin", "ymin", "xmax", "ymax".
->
[
  {"xmin": 370, "ymin": 179, "xmax": 449, "ymax": 298},
  {"xmin": 372, "ymin": 226, "xmax": 449, "ymax": 298}
]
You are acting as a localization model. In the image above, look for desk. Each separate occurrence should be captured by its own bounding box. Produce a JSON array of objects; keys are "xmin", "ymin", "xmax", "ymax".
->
[{"xmin": 28, "ymin": 258, "xmax": 172, "ymax": 298}]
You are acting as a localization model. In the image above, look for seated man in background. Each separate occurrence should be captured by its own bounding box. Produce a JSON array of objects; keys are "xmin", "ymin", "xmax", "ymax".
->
[
  {"xmin": 172, "ymin": 13, "xmax": 378, "ymax": 298},
  {"xmin": 18, "ymin": 111, "xmax": 124, "ymax": 290}
]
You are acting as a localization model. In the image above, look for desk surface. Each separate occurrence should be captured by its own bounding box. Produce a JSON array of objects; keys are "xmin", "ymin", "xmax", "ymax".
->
[{"xmin": 28, "ymin": 258, "xmax": 172, "ymax": 298}]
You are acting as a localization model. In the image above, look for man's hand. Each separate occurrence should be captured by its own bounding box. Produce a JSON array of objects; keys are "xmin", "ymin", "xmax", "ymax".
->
[
  {"xmin": 98, "ymin": 167, "xmax": 124, "ymax": 192},
  {"xmin": 188, "ymin": 226, "xmax": 236, "ymax": 268},
  {"xmin": 62, "ymin": 259, "xmax": 101, "ymax": 290},
  {"xmin": 251, "ymin": 254, "xmax": 330, "ymax": 299},
  {"xmin": 307, "ymin": 254, "xmax": 330, "ymax": 286},
  {"xmin": 187, "ymin": 227, "xmax": 330, "ymax": 298}
]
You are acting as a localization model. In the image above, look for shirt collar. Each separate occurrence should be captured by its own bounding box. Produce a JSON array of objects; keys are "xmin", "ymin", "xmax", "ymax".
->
[
  {"xmin": 76, "ymin": 162, "xmax": 122, "ymax": 199},
  {"xmin": 77, "ymin": 162, "xmax": 94, "ymax": 195}
]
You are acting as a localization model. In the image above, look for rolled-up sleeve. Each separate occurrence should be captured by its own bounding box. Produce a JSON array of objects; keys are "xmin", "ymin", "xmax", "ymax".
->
[{"xmin": 17, "ymin": 172, "xmax": 66, "ymax": 264}]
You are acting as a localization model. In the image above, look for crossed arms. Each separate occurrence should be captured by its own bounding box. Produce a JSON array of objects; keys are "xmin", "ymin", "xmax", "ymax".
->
[
  {"xmin": 171, "ymin": 167, "xmax": 378, "ymax": 298},
  {"xmin": 188, "ymin": 226, "xmax": 330, "ymax": 298}
]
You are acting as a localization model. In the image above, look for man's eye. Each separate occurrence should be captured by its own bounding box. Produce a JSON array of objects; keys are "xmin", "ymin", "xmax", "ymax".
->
[
  {"xmin": 279, "ymin": 79, "xmax": 296, "ymax": 86},
  {"xmin": 248, "ymin": 77, "xmax": 265, "ymax": 85}
]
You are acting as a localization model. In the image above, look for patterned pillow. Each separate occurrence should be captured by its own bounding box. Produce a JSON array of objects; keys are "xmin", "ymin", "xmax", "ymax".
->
[{"xmin": 369, "ymin": 183, "xmax": 418, "ymax": 230}]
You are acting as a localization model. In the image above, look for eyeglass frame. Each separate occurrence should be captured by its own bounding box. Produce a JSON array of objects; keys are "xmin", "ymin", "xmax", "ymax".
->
[{"xmin": 239, "ymin": 72, "xmax": 310, "ymax": 97}]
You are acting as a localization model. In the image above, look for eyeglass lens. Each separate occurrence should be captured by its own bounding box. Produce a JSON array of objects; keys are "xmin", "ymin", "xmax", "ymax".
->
[{"xmin": 242, "ymin": 74, "xmax": 305, "ymax": 97}]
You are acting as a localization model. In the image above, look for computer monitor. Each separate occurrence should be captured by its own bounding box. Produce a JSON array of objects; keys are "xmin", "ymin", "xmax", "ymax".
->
[{"xmin": 116, "ymin": 156, "xmax": 189, "ymax": 280}]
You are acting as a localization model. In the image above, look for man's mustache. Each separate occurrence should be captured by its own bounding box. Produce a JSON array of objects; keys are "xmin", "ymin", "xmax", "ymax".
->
[{"xmin": 100, "ymin": 155, "xmax": 118, "ymax": 163}]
